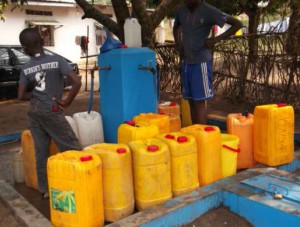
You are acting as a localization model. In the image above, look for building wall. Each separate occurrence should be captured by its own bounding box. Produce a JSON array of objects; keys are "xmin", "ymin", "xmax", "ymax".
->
[{"xmin": 0, "ymin": 4, "xmax": 115, "ymax": 62}]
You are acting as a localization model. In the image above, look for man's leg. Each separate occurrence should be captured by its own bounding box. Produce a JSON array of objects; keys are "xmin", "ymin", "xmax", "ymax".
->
[
  {"xmin": 188, "ymin": 99, "xmax": 196, "ymax": 124},
  {"xmin": 39, "ymin": 111, "xmax": 82, "ymax": 151},
  {"xmin": 28, "ymin": 113, "xmax": 51, "ymax": 194},
  {"xmin": 193, "ymin": 100, "xmax": 207, "ymax": 124},
  {"xmin": 182, "ymin": 63, "xmax": 194, "ymax": 123},
  {"xmin": 190, "ymin": 62, "xmax": 213, "ymax": 124}
]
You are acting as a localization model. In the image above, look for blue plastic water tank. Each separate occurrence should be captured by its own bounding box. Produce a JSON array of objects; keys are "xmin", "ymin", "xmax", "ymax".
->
[{"xmin": 98, "ymin": 48, "xmax": 158, "ymax": 143}]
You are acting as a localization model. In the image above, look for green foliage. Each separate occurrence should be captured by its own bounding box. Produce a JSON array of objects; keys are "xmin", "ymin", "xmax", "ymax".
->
[{"xmin": 0, "ymin": 0, "xmax": 27, "ymax": 20}]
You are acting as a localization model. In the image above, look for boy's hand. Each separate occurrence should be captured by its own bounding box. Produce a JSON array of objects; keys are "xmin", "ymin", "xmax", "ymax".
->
[{"xmin": 53, "ymin": 98, "xmax": 71, "ymax": 110}]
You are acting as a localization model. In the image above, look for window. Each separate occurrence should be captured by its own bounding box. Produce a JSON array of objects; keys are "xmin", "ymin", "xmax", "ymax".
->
[
  {"xmin": 28, "ymin": 25, "xmax": 55, "ymax": 47},
  {"xmin": 26, "ymin": 10, "xmax": 53, "ymax": 16},
  {"xmin": 10, "ymin": 48, "xmax": 30, "ymax": 65},
  {"xmin": 0, "ymin": 48, "xmax": 10, "ymax": 66}
]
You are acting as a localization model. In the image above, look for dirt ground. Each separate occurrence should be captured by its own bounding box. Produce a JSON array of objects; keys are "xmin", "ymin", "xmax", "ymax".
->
[
  {"xmin": 0, "ymin": 91, "xmax": 299, "ymax": 136},
  {"xmin": 0, "ymin": 91, "xmax": 100, "ymax": 136},
  {"xmin": 184, "ymin": 207, "xmax": 253, "ymax": 227}
]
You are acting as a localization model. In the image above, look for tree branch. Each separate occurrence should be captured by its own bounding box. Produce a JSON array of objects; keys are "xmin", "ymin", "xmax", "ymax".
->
[
  {"xmin": 111, "ymin": 0, "xmax": 130, "ymax": 41},
  {"xmin": 74, "ymin": 0, "xmax": 120, "ymax": 38},
  {"xmin": 111, "ymin": 0, "xmax": 130, "ymax": 26},
  {"xmin": 131, "ymin": 0, "xmax": 152, "ymax": 28},
  {"xmin": 151, "ymin": 0, "xmax": 183, "ymax": 28}
]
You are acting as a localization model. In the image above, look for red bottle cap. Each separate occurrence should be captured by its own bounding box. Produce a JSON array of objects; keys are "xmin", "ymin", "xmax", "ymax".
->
[
  {"xmin": 120, "ymin": 44, "xmax": 128, "ymax": 48},
  {"xmin": 147, "ymin": 145, "xmax": 159, "ymax": 152},
  {"xmin": 116, "ymin": 148, "xmax": 126, "ymax": 154},
  {"xmin": 126, "ymin": 120, "xmax": 135, "ymax": 126},
  {"xmin": 170, "ymin": 102, "xmax": 177, "ymax": 106},
  {"xmin": 80, "ymin": 155, "xmax": 93, "ymax": 162},
  {"xmin": 204, "ymin": 126, "xmax": 215, "ymax": 132},
  {"xmin": 165, "ymin": 134, "xmax": 175, "ymax": 140},
  {"xmin": 177, "ymin": 136, "xmax": 188, "ymax": 143},
  {"xmin": 278, "ymin": 103, "xmax": 287, "ymax": 107}
]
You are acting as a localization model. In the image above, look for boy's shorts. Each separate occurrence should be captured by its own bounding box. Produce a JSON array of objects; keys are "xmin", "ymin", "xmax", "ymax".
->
[{"xmin": 182, "ymin": 62, "xmax": 213, "ymax": 101}]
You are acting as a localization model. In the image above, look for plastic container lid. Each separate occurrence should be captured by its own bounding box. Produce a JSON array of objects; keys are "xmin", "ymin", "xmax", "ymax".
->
[
  {"xmin": 204, "ymin": 126, "xmax": 215, "ymax": 132},
  {"xmin": 80, "ymin": 155, "xmax": 93, "ymax": 162},
  {"xmin": 278, "ymin": 103, "xmax": 287, "ymax": 107},
  {"xmin": 177, "ymin": 136, "xmax": 188, "ymax": 143},
  {"xmin": 116, "ymin": 148, "xmax": 126, "ymax": 154},
  {"xmin": 126, "ymin": 120, "xmax": 135, "ymax": 126},
  {"xmin": 170, "ymin": 102, "xmax": 177, "ymax": 106},
  {"xmin": 165, "ymin": 134, "xmax": 175, "ymax": 140},
  {"xmin": 147, "ymin": 145, "xmax": 159, "ymax": 152}
]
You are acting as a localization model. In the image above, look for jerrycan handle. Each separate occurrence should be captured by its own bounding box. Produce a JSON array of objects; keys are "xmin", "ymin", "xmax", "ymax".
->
[{"xmin": 223, "ymin": 145, "xmax": 240, "ymax": 153}]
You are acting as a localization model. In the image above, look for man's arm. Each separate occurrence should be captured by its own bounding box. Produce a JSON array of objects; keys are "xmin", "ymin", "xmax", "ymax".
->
[
  {"xmin": 173, "ymin": 12, "xmax": 184, "ymax": 56},
  {"xmin": 18, "ymin": 84, "xmax": 32, "ymax": 100},
  {"xmin": 55, "ymin": 71, "xmax": 82, "ymax": 109},
  {"xmin": 206, "ymin": 16, "xmax": 243, "ymax": 48}
]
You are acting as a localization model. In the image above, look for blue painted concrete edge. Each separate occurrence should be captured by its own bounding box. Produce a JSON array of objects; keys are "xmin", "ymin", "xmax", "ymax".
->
[
  {"xmin": 0, "ymin": 132, "xmax": 21, "ymax": 143},
  {"xmin": 223, "ymin": 191, "xmax": 300, "ymax": 227}
]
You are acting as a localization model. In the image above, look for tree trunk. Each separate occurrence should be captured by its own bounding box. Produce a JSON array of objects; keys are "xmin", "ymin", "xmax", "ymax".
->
[
  {"xmin": 75, "ymin": 0, "xmax": 183, "ymax": 47},
  {"xmin": 286, "ymin": 0, "xmax": 300, "ymax": 54},
  {"xmin": 247, "ymin": 10, "xmax": 260, "ymax": 63}
]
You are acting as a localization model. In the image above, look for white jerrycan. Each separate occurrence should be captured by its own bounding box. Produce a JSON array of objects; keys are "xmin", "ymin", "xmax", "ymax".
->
[
  {"xmin": 124, "ymin": 18, "xmax": 142, "ymax": 47},
  {"xmin": 73, "ymin": 111, "xmax": 104, "ymax": 148},
  {"xmin": 65, "ymin": 116, "xmax": 79, "ymax": 138}
]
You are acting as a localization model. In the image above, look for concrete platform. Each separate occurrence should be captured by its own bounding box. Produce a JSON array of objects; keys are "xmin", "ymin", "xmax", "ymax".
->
[
  {"xmin": 108, "ymin": 153, "xmax": 300, "ymax": 227},
  {"xmin": 0, "ymin": 181, "xmax": 52, "ymax": 227}
]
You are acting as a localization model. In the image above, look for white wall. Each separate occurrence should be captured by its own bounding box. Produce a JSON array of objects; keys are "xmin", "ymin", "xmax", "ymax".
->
[{"xmin": 0, "ymin": 4, "xmax": 114, "ymax": 62}]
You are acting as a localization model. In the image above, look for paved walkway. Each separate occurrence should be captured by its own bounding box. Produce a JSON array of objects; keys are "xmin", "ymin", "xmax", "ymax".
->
[{"xmin": 0, "ymin": 201, "xmax": 22, "ymax": 227}]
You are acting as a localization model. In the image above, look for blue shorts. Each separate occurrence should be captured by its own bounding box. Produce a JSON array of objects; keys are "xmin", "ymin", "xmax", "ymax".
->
[{"xmin": 182, "ymin": 62, "xmax": 213, "ymax": 101}]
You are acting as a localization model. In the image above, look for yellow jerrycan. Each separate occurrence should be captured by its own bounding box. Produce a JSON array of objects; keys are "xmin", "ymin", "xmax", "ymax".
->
[
  {"xmin": 21, "ymin": 130, "xmax": 59, "ymax": 190},
  {"xmin": 129, "ymin": 138, "xmax": 172, "ymax": 211},
  {"xmin": 84, "ymin": 143, "xmax": 134, "ymax": 222},
  {"xmin": 221, "ymin": 134, "xmax": 240, "ymax": 178},
  {"xmin": 157, "ymin": 132, "xmax": 199, "ymax": 196},
  {"xmin": 180, "ymin": 99, "xmax": 192, "ymax": 127},
  {"xmin": 227, "ymin": 113, "xmax": 255, "ymax": 169},
  {"xmin": 169, "ymin": 114, "xmax": 182, "ymax": 132},
  {"xmin": 181, "ymin": 125, "xmax": 222, "ymax": 186},
  {"xmin": 133, "ymin": 113, "xmax": 170, "ymax": 134},
  {"xmin": 47, "ymin": 151, "xmax": 104, "ymax": 227},
  {"xmin": 118, "ymin": 120, "xmax": 159, "ymax": 144},
  {"xmin": 254, "ymin": 104, "xmax": 294, "ymax": 166},
  {"xmin": 158, "ymin": 102, "xmax": 180, "ymax": 115}
]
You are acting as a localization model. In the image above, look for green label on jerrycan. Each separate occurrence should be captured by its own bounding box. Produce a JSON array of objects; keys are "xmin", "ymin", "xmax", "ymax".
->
[{"xmin": 51, "ymin": 188, "xmax": 76, "ymax": 214}]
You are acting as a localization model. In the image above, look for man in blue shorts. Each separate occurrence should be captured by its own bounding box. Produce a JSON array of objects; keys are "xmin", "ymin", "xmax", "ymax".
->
[{"xmin": 173, "ymin": 0, "xmax": 242, "ymax": 124}]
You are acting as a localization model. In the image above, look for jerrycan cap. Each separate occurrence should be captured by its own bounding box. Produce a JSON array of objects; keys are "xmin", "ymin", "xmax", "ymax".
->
[
  {"xmin": 126, "ymin": 120, "xmax": 135, "ymax": 126},
  {"xmin": 278, "ymin": 103, "xmax": 287, "ymax": 107},
  {"xmin": 204, "ymin": 126, "xmax": 215, "ymax": 132},
  {"xmin": 170, "ymin": 102, "xmax": 177, "ymax": 106},
  {"xmin": 177, "ymin": 136, "xmax": 188, "ymax": 143},
  {"xmin": 147, "ymin": 145, "xmax": 159, "ymax": 152},
  {"xmin": 117, "ymin": 148, "xmax": 126, "ymax": 154},
  {"xmin": 80, "ymin": 155, "xmax": 93, "ymax": 162},
  {"xmin": 165, "ymin": 134, "xmax": 175, "ymax": 140}
]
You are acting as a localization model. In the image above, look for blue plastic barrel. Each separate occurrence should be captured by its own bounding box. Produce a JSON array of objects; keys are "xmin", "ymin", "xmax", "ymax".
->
[{"xmin": 98, "ymin": 48, "xmax": 158, "ymax": 142}]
